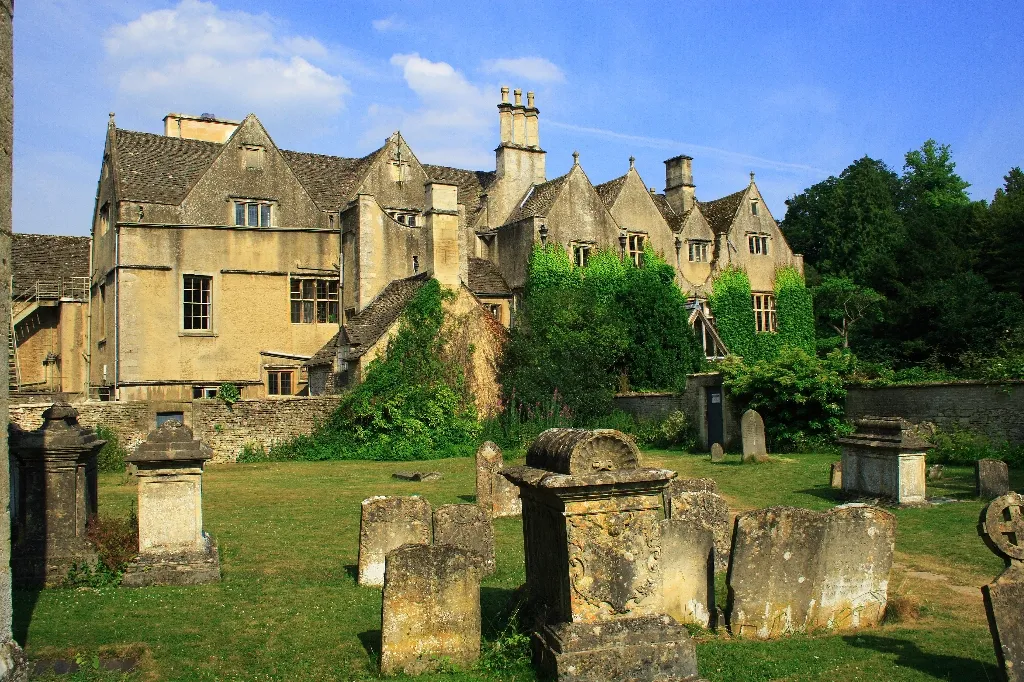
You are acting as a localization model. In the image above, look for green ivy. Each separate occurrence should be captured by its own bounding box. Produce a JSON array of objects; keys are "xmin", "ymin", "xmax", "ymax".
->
[
  {"xmin": 775, "ymin": 266, "xmax": 816, "ymax": 355},
  {"xmin": 708, "ymin": 268, "xmax": 757, "ymax": 359}
]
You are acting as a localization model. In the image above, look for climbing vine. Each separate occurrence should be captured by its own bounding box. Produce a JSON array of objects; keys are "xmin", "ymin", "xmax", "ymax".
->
[
  {"xmin": 775, "ymin": 266, "xmax": 816, "ymax": 355},
  {"xmin": 708, "ymin": 268, "xmax": 757, "ymax": 360}
]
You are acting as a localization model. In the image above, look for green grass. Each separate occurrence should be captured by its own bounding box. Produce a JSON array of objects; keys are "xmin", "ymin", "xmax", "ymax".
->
[{"xmin": 16, "ymin": 452, "xmax": 1013, "ymax": 681}]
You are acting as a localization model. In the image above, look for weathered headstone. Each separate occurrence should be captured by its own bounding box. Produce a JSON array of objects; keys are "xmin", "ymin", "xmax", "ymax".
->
[
  {"xmin": 660, "ymin": 519, "xmax": 715, "ymax": 628},
  {"xmin": 837, "ymin": 418, "xmax": 929, "ymax": 504},
  {"xmin": 741, "ymin": 410, "xmax": 768, "ymax": 463},
  {"xmin": 8, "ymin": 403, "xmax": 104, "ymax": 586},
  {"xmin": 475, "ymin": 441, "xmax": 521, "ymax": 518},
  {"xmin": 665, "ymin": 478, "xmax": 732, "ymax": 571},
  {"xmin": 357, "ymin": 496, "xmax": 432, "ymax": 587},
  {"xmin": 710, "ymin": 443, "xmax": 725, "ymax": 463},
  {"xmin": 503, "ymin": 428, "xmax": 700, "ymax": 681},
  {"xmin": 829, "ymin": 461, "xmax": 843, "ymax": 488},
  {"xmin": 977, "ymin": 459, "xmax": 1010, "ymax": 500},
  {"xmin": 380, "ymin": 543, "xmax": 483, "ymax": 675},
  {"xmin": 433, "ymin": 504, "xmax": 495, "ymax": 574},
  {"xmin": 728, "ymin": 504, "xmax": 895, "ymax": 639},
  {"xmin": 122, "ymin": 420, "xmax": 220, "ymax": 587},
  {"xmin": 928, "ymin": 464, "xmax": 944, "ymax": 481},
  {"xmin": 978, "ymin": 493, "xmax": 1024, "ymax": 682}
]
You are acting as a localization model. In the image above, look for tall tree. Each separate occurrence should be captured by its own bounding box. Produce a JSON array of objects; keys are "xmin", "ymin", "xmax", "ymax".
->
[{"xmin": 986, "ymin": 168, "xmax": 1024, "ymax": 298}]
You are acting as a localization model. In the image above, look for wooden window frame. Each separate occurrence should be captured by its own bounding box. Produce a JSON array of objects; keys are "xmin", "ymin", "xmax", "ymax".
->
[
  {"xmin": 290, "ymin": 276, "xmax": 340, "ymax": 324},
  {"xmin": 752, "ymin": 292, "xmax": 777, "ymax": 333},
  {"xmin": 182, "ymin": 274, "xmax": 212, "ymax": 331}
]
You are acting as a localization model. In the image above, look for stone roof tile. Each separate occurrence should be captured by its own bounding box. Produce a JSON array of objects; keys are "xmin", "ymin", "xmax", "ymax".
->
[
  {"xmin": 280, "ymin": 148, "xmax": 381, "ymax": 212},
  {"xmin": 342, "ymin": 272, "xmax": 431, "ymax": 359},
  {"xmin": 114, "ymin": 129, "xmax": 222, "ymax": 204},
  {"xmin": 699, "ymin": 188, "xmax": 747, "ymax": 234},
  {"xmin": 468, "ymin": 257, "xmax": 511, "ymax": 296},
  {"xmin": 506, "ymin": 173, "xmax": 569, "ymax": 223},
  {"xmin": 11, "ymin": 234, "xmax": 91, "ymax": 297},
  {"xmin": 594, "ymin": 173, "xmax": 629, "ymax": 208}
]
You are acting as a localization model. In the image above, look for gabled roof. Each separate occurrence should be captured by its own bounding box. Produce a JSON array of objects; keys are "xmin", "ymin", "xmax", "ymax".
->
[
  {"xmin": 423, "ymin": 165, "xmax": 496, "ymax": 223},
  {"xmin": 341, "ymin": 272, "xmax": 431, "ymax": 359},
  {"xmin": 280, "ymin": 148, "xmax": 383, "ymax": 212},
  {"xmin": 698, "ymin": 188, "xmax": 747, "ymax": 234},
  {"xmin": 114, "ymin": 129, "xmax": 222, "ymax": 205},
  {"xmin": 506, "ymin": 173, "xmax": 569, "ymax": 223},
  {"xmin": 468, "ymin": 257, "xmax": 511, "ymax": 296},
  {"xmin": 594, "ymin": 173, "xmax": 629, "ymax": 208},
  {"xmin": 11, "ymin": 234, "xmax": 91, "ymax": 297}
]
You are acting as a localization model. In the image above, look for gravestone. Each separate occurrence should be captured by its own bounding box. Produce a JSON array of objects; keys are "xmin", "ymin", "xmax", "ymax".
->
[
  {"xmin": 433, "ymin": 504, "xmax": 495, "ymax": 574},
  {"xmin": 660, "ymin": 519, "xmax": 715, "ymax": 628},
  {"xmin": 122, "ymin": 420, "xmax": 220, "ymax": 587},
  {"xmin": 710, "ymin": 443, "xmax": 725, "ymax": 463},
  {"xmin": 380, "ymin": 543, "xmax": 483, "ymax": 675},
  {"xmin": 503, "ymin": 428, "xmax": 701, "ymax": 681},
  {"xmin": 8, "ymin": 403, "xmax": 104, "ymax": 586},
  {"xmin": 978, "ymin": 493, "xmax": 1024, "ymax": 682},
  {"xmin": 665, "ymin": 478, "xmax": 731, "ymax": 571},
  {"xmin": 829, "ymin": 461, "xmax": 843, "ymax": 488},
  {"xmin": 357, "ymin": 496, "xmax": 432, "ymax": 587},
  {"xmin": 475, "ymin": 441, "xmax": 521, "ymax": 518},
  {"xmin": 741, "ymin": 410, "xmax": 768, "ymax": 463},
  {"xmin": 728, "ymin": 504, "xmax": 895, "ymax": 639},
  {"xmin": 838, "ymin": 418, "xmax": 929, "ymax": 504},
  {"xmin": 928, "ymin": 464, "xmax": 944, "ymax": 481},
  {"xmin": 977, "ymin": 459, "xmax": 1010, "ymax": 500}
]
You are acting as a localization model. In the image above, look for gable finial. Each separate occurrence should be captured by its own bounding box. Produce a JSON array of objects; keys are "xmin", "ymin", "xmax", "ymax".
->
[
  {"xmin": 629, "ymin": 156, "xmax": 635, "ymax": 169},
  {"xmin": 108, "ymin": 112, "xmax": 116, "ymax": 127},
  {"xmin": 750, "ymin": 171, "xmax": 755, "ymax": 183},
  {"xmin": 572, "ymin": 150, "xmax": 580, "ymax": 166}
]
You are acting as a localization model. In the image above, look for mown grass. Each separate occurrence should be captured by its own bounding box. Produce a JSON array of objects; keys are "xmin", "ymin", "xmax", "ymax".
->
[{"xmin": 17, "ymin": 451, "xmax": 1014, "ymax": 681}]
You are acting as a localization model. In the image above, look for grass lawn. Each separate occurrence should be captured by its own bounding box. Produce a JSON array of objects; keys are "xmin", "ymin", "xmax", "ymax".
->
[{"xmin": 17, "ymin": 451, "xmax": 1016, "ymax": 681}]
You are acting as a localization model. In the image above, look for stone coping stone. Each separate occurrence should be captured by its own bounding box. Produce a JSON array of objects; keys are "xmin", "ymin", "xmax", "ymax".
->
[
  {"xmin": 526, "ymin": 428, "xmax": 640, "ymax": 475},
  {"xmin": 836, "ymin": 417, "xmax": 932, "ymax": 452},
  {"xmin": 503, "ymin": 465, "xmax": 676, "ymax": 489}
]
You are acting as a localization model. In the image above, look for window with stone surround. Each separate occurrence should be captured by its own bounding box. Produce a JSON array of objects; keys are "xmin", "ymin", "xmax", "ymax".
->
[
  {"xmin": 751, "ymin": 199, "xmax": 759, "ymax": 216},
  {"xmin": 183, "ymin": 274, "xmax": 212, "ymax": 331},
  {"xmin": 752, "ymin": 292, "xmax": 777, "ymax": 333},
  {"xmin": 290, "ymin": 277, "xmax": 339, "ymax": 324},
  {"xmin": 572, "ymin": 243, "xmax": 592, "ymax": 267},
  {"xmin": 267, "ymin": 369, "xmax": 294, "ymax": 396},
  {"xmin": 688, "ymin": 240, "xmax": 709, "ymax": 263},
  {"xmin": 627, "ymin": 234, "xmax": 646, "ymax": 266},
  {"xmin": 748, "ymin": 233, "xmax": 769, "ymax": 255},
  {"xmin": 234, "ymin": 200, "xmax": 272, "ymax": 227},
  {"xmin": 242, "ymin": 145, "xmax": 265, "ymax": 171}
]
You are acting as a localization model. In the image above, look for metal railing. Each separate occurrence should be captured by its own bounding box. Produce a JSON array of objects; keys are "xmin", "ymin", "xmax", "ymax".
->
[{"xmin": 11, "ymin": 276, "xmax": 89, "ymax": 319}]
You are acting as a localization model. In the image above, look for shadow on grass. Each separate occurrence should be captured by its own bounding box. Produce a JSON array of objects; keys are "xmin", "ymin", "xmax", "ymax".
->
[
  {"xmin": 343, "ymin": 564, "xmax": 359, "ymax": 583},
  {"xmin": 458, "ymin": 494, "xmax": 477, "ymax": 504},
  {"xmin": 357, "ymin": 629, "xmax": 381, "ymax": 663},
  {"xmin": 12, "ymin": 588, "xmax": 42, "ymax": 646},
  {"xmin": 481, "ymin": 586, "xmax": 522, "ymax": 639},
  {"xmin": 794, "ymin": 487, "xmax": 847, "ymax": 504},
  {"xmin": 842, "ymin": 634, "xmax": 998, "ymax": 679}
]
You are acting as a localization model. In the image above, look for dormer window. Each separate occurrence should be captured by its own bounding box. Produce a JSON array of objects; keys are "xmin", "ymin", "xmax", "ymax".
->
[
  {"xmin": 387, "ymin": 210, "xmax": 418, "ymax": 227},
  {"xmin": 750, "ymin": 200, "xmax": 759, "ymax": 216},
  {"xmin": 748, "ymin": 234, "xmax": 769, "ymax": 255},
  {"xmin": 242, "ymin": 145, "xmax": 265, "ymax": 171},
  {"xmin": 234, "ymin": 200, "xmax": 272, "ymax": 227},
  {"xmin": 688, "ymin": 240, "xmax": 709, "ymax": 263}
]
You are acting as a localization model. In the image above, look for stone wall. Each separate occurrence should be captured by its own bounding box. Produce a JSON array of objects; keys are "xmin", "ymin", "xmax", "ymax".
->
[
  {"xmin": 612, "ymin": 392, "xmax": 685, "ymax": 421},
  {"xmin": 9, "ymin": 396, "xmax": 342, "ymax": 463},
  {"xmin": 845, "ymin": 381, "xmax": 1024, "ymax": 446}
]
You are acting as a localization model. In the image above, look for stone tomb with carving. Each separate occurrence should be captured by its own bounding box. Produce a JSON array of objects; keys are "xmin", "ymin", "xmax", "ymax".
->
[
  {"xmin": 122, "ymin": 420, "xmax": 220, "ymax": 586},
  {"xmin": 978, "ymin": 492, "xmax": 1024, "ymax": 681},
  {"xmin": 8, "ymin": 403, "xmax": 103, "ymax": 586},
  {"xmin": 503, "ymin": 428, "xmax": 702, "ymax": 682},
  {"xmin": 837, "ymin": 418, "xmax": 930, "ymax": 504}
]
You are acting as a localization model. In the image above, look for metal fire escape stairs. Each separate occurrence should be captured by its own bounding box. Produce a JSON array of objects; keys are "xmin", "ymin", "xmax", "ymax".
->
[{"xmin": 8, "ymin": 277, "xmax": 89, "ymax": 392}]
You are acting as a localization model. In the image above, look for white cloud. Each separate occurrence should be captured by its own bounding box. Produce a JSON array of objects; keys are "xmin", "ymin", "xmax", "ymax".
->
[
  {"xmin": 105, "ymin": 0, "xmax": 348, "ymax": 124},
  {"xmin": 372, "ymin": 15, "xmax": 406, "ymax": 33},
  {"xmin": 482, "ymin": 57, "xmax": 565, "ymax": 83}
]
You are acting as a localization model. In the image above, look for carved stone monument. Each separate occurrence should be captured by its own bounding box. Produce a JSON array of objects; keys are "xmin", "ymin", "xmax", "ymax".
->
[
  {"xmin": 979, "ymin": 493, "xmax": 1024, "ymax": 682},
  {"xmin": 728, "ymin": 505, "xmax": 895, "ymax": 639},
  {"xmin": 357, "ymin": 496, "xmax": 431, "ymax": 587},
  {"xmin": 433, "ymin": 503, "xmax": 495, "ymax": 574},
  {"xmin": 977, "ymin": 459, "xmax": 1010, "ymax": 500},
  {"xmin": 475, "ymin": 441, "xmax": 521, "ymax": 518},
  {"xmin": 380, "ymin": 543, "xmax": 483, "ymax": 675},
  {"xmin": 8, "ymin": 403, "xmax": 104, "ymax": 586},
  {"xmin": 503, "ymin": 428, "xmax": 701, "ymax": 681},
  {"xmin": 122, "ymin": 420, "xmax": 220, "ymax": 587},
  {"xmin": 837, "ymin": 418, "xmax": 929, "ymax": 504},
  {"xmin": 741, "ymin": 410, "xmax": 768, "ymax": 463}
]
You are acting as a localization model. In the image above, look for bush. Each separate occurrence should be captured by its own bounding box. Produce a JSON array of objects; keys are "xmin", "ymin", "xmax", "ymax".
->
[
  {"xmin": 95, "ymin": 427, "xmax": 129, "ymax": 473},
  {"xmin": 65, "ymin": 511, "xmax": 138, "ymax": 588},
  {"xmin": 655, "ymin": 411, "xmax": 697, "ymax": 450},
  {"xmin": 217, "ymin": 382, "xmax": 241, "ymax": 405},
  {"xmin": 929, "ymin": 425, "xmax": 1024, "ymax": 468},
  {"xmin": 237, "ymin": 441, "xmax": 268, "ymax": 463}
]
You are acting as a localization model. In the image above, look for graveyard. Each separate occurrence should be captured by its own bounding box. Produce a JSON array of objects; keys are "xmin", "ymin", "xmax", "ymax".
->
[{"xmin": 14, "ymin": 445, "xmax": 1015, "ymax": 681}]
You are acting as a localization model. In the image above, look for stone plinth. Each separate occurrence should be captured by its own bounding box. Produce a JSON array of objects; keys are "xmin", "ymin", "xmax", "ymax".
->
[
  {"xmin": 122, "ymin": 420, "xmax": 219, "ymax": 587},
  {"xmin": 380, "ymin": 543, "xmax": 482, "ymax": 675},
  {"xmin": 977, "ymin": 459, "xmax": 1010, "ymax": 500},
  {"xmin": 837, "ymin": 418, "xmax": 929, "ymax": 504},
  {"xmin": 741, "ymin": 410, "xmax": 767, "ymax": 463},
  {"xmin": 728, "ymin": 504, "xmax": 895, "ymax": 639},
  {"xmin": 978, "ymin": 493, "xmax": 1024, "ymax": 681},
  {"xmin": 503, "ymin": 428, "xmax": 700, "ymax": 681},
  {"xmin": 8, "ymin": 402, "xmax": 104, "ymax": 586},
  {"xmin": 433, "ymin": 504, "xmax": 495, "ymax": 574},
  {"xmin": 475, "ymin": 441, "xmax": 521, "ymax": 518},
  {"xmin": 357, "ymin": 496, "xmax": 431, "ymax": 587}
]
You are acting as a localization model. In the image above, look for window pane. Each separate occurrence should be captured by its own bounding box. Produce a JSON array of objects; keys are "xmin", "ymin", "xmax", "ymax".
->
[
  {"xmin": 328, "ymin": 301, "xmax": 339, "ymax": 323},
  {"xmin": 268, "ymin": 373, "xmax": 279, "ymax": 395},
  {"xmin": 248, "ymin": 203, "xmax": 258, "ymax": 226},
  {"xmin": 281, "ymin": 372, "xmax": 292, "ymax": 395},
  {"xmin": 303, "ymin": 300, "xmax": 314, "ymax": 324},
  {"xmin": 290, "ymin": 279, "xmax": 301, "ymax": 298},
  {"xmin": 235, "ymin": 203, "xmax": 245, "ymax": 226},
  {"xmin": 302, "ymin": 280, "xmax": 314, "ymax": 299},
  {"xmin": 316, "ymin": 280, "xmax": 327, "ymax": 300},
  {"xmin": 261, "ymin": 204, "xmax": 271, "ymax": 227},
  {"xmin": 327, "ymin": 281, "xmax": 339, "ymax": 298},
  {"xmin": 317, "ymin": 300, "xmax": 327, "ymax": 323},
  {"xmin": 291, "ymin": 300, "xmax": 302, "ymax": 323}
]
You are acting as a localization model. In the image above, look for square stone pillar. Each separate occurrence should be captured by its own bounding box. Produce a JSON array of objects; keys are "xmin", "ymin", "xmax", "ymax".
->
[
  {"xmin": 503, "ymin": 428, "xmax": 702, "ymax": 681},
  {"xmin": 837, "ymin": 418, "xmax": 930, "ymax": 504},
  {"xmin": 8, "ymin": 403, "xmax": 103, "ymax": 586},
  {"xmin": 122, "ymin": 420, "xmax": 220, "ymax": 586}
]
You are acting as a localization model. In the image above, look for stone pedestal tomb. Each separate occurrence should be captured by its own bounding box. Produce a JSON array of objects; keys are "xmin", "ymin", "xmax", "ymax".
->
[
  {"xmin": 978, "ymin": 493, "xmax": 1024, "ymax": 682},
  {"xmin": 122, "ymin": 420, "xmax": 220, "ymax": 586},
  {"xmin": 837, "ymin": 418, "xmax": 929, "ymax": 504},
  {"xmin": 8, "ymin": 403, "xmax": 103, "ymax": 586},
  {"xmin": 503, "ymin": 428, "xmax": 702, "ymax": 681}
]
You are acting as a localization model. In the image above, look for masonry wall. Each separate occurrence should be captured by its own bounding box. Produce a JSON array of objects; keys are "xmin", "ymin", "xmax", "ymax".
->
[
  {"xmin": 9, "ymin": 396, "xmax": 342, "ymax": 463},
  {"xmin": 846, "ymin": 381, "xmax": 1024, "ymax": 446}
]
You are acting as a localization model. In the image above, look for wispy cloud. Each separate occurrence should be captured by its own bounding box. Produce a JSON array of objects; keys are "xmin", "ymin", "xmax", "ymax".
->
[
  {"xmin": 545, "ymin": 120, "xmax": 828, "ymax": 175},
  {"xmin": 372, "ymin": 15, "xmax": 407, "ymax": 33},
  {"xmin": 482, "ymin": 57, "xmax": 565, "ymax": 83}
]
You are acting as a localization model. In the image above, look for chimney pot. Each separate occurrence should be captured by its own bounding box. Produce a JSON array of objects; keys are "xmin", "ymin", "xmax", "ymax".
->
[
  {"xmin": 501, "ymin": 86, "xmax": 509, "ymax": 104},
  {"xmin": 527, "ymin": 91, "xmax": 535, "ymax": 108},
  {"xmin": 514, "ymin": 89, "xmax": 522, "ymax": 106}
]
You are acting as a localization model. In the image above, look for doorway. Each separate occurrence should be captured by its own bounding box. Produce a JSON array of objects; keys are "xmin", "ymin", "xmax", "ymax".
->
[{"xmin": 706, "ymin": 386, "xmax": 723, "ymax": 450}]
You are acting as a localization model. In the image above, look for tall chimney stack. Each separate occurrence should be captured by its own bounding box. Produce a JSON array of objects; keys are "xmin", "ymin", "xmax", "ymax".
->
[{"xmin": 664, "ymin": 155, "xmax": 695, "ymax": 214}]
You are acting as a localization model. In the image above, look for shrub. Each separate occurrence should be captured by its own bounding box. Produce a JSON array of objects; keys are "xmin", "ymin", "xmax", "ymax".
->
[
  {"xmin": 656, "ymin": 411, "xmax": 697, "ymax": 450},
  {"xmin": 929, "ymin": 425, "xmax": 1024, "ymax": 468},
  {"xmin": 65, "ymin": 511, "xmax": 138, "ymax": 588},
  {"xmin": 217, "ymin": 382, "xmax": 241, "ymax": 405},
  {"xmin": 95, "ymin": 427, "xmax": 129, "ymax": 473},
  {"xmin": 237, "ymin": 441, "xmax": 268, "ymax": 463}
]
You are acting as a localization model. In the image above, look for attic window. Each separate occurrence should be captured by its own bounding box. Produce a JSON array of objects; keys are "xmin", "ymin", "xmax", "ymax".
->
[
  {"xmin": 750, "ymin": 200, "xmax": 759, "ymax": 216},
  {"xmin": 387, "ymin": 211, "xmax": 417, "ymax": 227},
  {"xmin": 748, "ymin": 234, "xmax": 769, "ymax": 255},
  {"xmin": 688, "ymin": 240, "xmax": 710, "ymax": 263},
  {"xmin": 235, "ymin": 200, "xmax": 272, "ymax": 227},
  {"xmin": 243, "ymin": 145, "xmax": 265, "ymax": 171}
]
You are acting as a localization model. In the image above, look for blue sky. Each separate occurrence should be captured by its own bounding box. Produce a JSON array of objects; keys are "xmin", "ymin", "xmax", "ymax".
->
[{"xmin": 13, "ymin": 0, "xmax": 1024, "ymax": 236}]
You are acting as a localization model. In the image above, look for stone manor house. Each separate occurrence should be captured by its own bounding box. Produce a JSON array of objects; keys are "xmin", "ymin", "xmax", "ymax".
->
[{"xmin": 13, "ymin": 88, "xmax": 803, "ymax": 401}]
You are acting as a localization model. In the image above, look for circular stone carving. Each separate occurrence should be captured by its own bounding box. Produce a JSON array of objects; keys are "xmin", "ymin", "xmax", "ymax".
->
[{"xmin": 982, "ymin": 492, "xmax": 1024, "ymax": 562}]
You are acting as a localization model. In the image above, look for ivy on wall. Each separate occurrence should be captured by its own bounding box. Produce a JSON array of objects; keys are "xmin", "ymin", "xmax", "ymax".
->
[
  {"xmin": 708, "ymin": 268, "xmax": 757, "ymax": 360},
  {"xmin": 775, "ymin": 266, "xmax": 816, "ymax": 355}
]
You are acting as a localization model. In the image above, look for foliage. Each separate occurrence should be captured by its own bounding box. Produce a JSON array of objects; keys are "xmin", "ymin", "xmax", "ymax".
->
[
  {"xmin": 720, "ymin": 347, "xmax": 853, "ymax": 451},
  {"xmin": 708, "ymin": 267, "xmax": 756, "ymax": 360},
  {"xmin": 237, "ymin": 441, "xmax": 267, "ymax": 463},
  {"xmin": 217, "ymin": 382, "xmax": 241, "ymax": 406},
  {"xmin": 256, "ymin": 279, "xmax": 480, "ymax": 461},
  {"xmin": 656, "ymin": 410, "xmax": 697, "ymax": 450},
  {"xmin": 64, "ymin": 511, "xmax": 139, "ymax": 588},
  {"xmin": 774, "ymin": 266, "xmax": 816, "ymax": 355},
  {"xmin": 94, "ymin": 427, "xmax": 128, "ymax": 474},
  {"xmin": 812, "ymin": 276, "xmax": 885, "ymax": 349},
  {"xmin": 928, "ymin": 424, "xmax": 1024, "ymax": 469}
]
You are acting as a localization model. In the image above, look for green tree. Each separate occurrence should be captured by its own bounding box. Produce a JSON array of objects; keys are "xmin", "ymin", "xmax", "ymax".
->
[
  {"xmin": 812, "ymin": 276, "xmax": 885, "ymax": 349},
  {"xmin": 986, "ymin": 168, "xmax": 1024, "ymax": 298}
]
